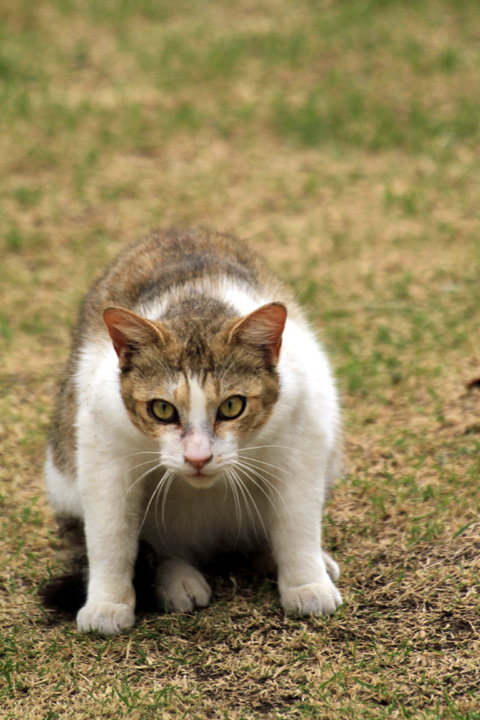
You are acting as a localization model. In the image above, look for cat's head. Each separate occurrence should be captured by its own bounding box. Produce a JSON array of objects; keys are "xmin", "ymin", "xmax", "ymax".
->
[{"xmin": 103, "ymin": 300, "xmax": 286, "ymax": 488}]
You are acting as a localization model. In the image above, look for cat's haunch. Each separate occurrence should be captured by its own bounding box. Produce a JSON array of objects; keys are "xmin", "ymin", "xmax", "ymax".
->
[{"xmin": 45, "ymin": 229, "xmax": 342, "ymax": 634}]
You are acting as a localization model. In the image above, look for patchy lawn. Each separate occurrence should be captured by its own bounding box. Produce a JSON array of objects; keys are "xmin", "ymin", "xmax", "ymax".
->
[{"xmin": 1, "ymin": 1, "xmax": 479, "ymax": 718}]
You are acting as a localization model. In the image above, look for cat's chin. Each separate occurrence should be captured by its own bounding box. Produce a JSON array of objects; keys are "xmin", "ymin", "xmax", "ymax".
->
[{"xmin": 183, "ymin": 472, "xmax": 219, "ymax": 490}]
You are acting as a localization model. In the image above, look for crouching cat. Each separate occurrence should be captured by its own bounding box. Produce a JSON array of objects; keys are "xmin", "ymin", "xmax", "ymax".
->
[{"xmin": 45, "ymin": 229, "xmax": 342, "ymax": 634}]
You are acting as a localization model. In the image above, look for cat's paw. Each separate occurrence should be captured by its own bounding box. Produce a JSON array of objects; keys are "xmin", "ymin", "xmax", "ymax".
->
[
  {"xmin": 77, "ymin": 601, "xmax": 135, "ymax": 634},
  {"xmin": 281, "ymin": 578, "xmax": 342, "ymax": 616},
  {"xmin": 156, "ymin": 559, "xmax": 212, "ymax": 613}
]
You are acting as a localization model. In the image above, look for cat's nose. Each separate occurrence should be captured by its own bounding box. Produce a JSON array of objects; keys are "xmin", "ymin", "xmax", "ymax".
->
[
  {"xmin": 183, "ymin": 432, "xmax": 213, "ymax": 472},
  {"xmin": 184, "ymin": 454, "xmax": 213, "ymax": 472}
]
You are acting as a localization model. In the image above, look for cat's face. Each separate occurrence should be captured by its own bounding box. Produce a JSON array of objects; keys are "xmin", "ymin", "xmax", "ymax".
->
[{"xmin": 104, "ymin": 302, "xmax": 286, "ymax": 488}]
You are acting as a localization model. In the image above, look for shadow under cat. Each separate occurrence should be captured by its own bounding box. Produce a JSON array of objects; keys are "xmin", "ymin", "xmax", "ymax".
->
[{"xmin": 39, "ymin": 517, "xmax": 275, "ymax": 622}]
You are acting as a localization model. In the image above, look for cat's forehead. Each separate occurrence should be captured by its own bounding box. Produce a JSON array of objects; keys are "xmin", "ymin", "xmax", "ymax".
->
[
  {"xmin": 131, "ymin": 343, "xmax": 265, "ymax": 406},
  {"xmin": 171, "ymin": 372, "xmax": 218, "ymax": 406},
  {"xmin": 168, "ymin": 369, "xmax": 253, "ymax": 408}
]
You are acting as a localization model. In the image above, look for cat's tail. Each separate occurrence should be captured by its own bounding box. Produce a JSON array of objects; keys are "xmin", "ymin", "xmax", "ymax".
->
[
  {"xmin": 39, "ymin": 516, "xmax": 87, "ymax": 616},
  {"xmin": 40, "ymin": 569, "xmax": 87, "ymax": 615}
]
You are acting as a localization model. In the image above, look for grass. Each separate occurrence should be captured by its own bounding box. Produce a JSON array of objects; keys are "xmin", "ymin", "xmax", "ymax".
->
[{"xmin": 1, "ymin": 0, "xmax": 480, "ymax": 718}]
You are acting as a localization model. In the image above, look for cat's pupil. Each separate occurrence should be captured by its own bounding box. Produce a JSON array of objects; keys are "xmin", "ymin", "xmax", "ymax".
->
[
  {"xmin": 218, "ymin": 395, "xmax": 245, "ymax": 420},
  {"xmin": 151, "ymin": 400, "xmax": 176, "ymax": 423}
]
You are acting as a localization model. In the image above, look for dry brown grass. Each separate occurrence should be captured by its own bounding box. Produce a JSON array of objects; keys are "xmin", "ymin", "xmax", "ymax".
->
[{"xmin": 1, "ymin": 1, "xmax": 480, "ymax": 718}]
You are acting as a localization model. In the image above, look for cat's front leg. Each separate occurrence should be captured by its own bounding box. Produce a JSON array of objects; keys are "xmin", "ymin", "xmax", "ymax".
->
[
  {"xmin": 268, "ymin": 472, "xmax": 342, "ymax": 616},
  {"xmin": 76, "ymin": 449, "xmax": 143, "ymax": 634}
]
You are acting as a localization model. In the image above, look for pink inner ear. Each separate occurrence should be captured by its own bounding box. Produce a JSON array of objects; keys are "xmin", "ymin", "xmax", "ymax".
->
[
  {"xmin": 103, "ymin": 308, "xmax": 130, "ymax": 357},
  {"xmin": 229, "ymin": 302, "xmax": 287, "ymax": 362},
  {"xmin": 103, "ymin": 306, "xmax": 163, "ymax": 364}
]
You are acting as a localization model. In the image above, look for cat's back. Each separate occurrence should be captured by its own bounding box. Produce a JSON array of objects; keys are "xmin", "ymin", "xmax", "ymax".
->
[{"xmin": 78, "ymin": 229, "xmax": 295, "ymax": 338}]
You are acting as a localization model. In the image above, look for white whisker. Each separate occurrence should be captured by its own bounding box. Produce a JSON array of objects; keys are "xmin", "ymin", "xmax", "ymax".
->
[
  {"xmin": 128, "ymin": 458, "xmax": 162, "ymax": 474},
  {"xmin": 237, "ymin": 453, "xmax": 296, "ymax": 481},
  {"xmin": 230, "ymin": 468, "xmax": 257, "ymax": 540},
  {"xmin": 161, "ymin": 472, "xmax": 175, "ymax": 532},
  {"xmin": 233, "ymin": 460, "xmax": 287, "ymax": 521},
  {"xmin": 138, "ymin": 476, "xmax": 164, "ymax": 538},
  {"xmin": 235, "ymin": 458, "xmax": 289, "ymax": 494},
  {"xmin": 236, "ymin": 456, "xmax": 292, "ymax": 486},
  {"xmin": 224, "ymin": 467, "xmax": 242, "ymax": 543},
  {"xmin": 154, "ymin": 470, "xmax": 173, "ymax": 534},
  {"xmin": 125, "ymin": 460, "xmax": 164, "ymax": 499},
  {"xmin": 218, "ymin": 357, "xmax": 238, "ymax": 383},
  {"xmin": 234, "ymin": 470, "xmax": 267, "ymax": 543},
  {"xmin": 120, "ymin": 450, "xmax": 163, "ymax": 463},
  {"xmin": 137, "ymin": 468, "xmax": 175, "ymax": 539},
  {"xmin": 239, "ymin": 444, "xmax": 308, "ymax": 456},
  {"xmin": 234, "ymin": 461, "xmax": 295, "ymax": 521}
]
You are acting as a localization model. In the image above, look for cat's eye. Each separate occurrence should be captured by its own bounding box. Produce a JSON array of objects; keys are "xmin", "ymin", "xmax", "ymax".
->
[
  {"xmin": 149, "ymin": 399, "xmax": 177, "ymax": 423},
  {"xmin": 217, "ymin": 395, "xmax": 246, "ymax": 421}
]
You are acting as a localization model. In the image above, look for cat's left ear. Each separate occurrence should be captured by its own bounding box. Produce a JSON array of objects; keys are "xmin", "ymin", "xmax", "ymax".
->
[
  {"xmin": 103, "ymin": 306, "xmax": 167, "ymax": 369},
  {"xmin": 228, "ymin": 302, "xmax": 287, "ymax": 364}
]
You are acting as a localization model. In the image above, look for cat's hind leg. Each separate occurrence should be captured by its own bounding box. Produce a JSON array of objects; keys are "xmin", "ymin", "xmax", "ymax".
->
[
  {"xmin": 45, "ymin": 447, "xmax": 83, "ymax": 519},
  {"xmin": 156, "ymin": 558, "xmax": 211, "ymax": 612},
  {"xmin": 322, "ymin": 550, "xmax": 340, "ymax": 583},
  {"xmin": 253, "ymin": 549, "xmax": 339, "ymax": 581}
]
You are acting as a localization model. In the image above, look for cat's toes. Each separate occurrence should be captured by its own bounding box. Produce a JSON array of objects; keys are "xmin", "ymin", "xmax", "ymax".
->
[
  {"xmin": 321, "ymin": 550, "xmax": 340, "ymax": 583},
  {"xmin": 281, "ymin": 579, "xmax": 342, "ymax": 616},
  {"xmin": 156, "ymin": 560, "xmax": 212, "ymax": 613},
  {"xmin": 77, "ymin": 601, "xmax": 135, "ymax": 634}
]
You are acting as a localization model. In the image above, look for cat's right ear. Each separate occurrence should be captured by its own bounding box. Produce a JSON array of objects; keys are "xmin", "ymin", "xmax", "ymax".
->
[{"xmin": 103, "ymin": 306, "xmax": 166, "ymax": 370}]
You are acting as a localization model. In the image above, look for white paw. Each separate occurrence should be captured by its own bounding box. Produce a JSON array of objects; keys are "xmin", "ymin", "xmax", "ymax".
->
[
  {"xmin": 77, "ymin": 600, "xmax": 135, "ymax": 634},
  {"xmin": 281, "ymin": 578, "xmax": 342, "ymax": 616},
  {"xmin": 322, "ymin": 550, "xmax": 340, "ymax": 583},
  {"xmin": 156, "ymin": 559, "xmax": 212, "ymax": 613}
]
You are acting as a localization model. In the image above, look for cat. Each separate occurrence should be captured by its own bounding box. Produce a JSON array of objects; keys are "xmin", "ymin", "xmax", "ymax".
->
[{"xmin": 45, "ymin": 228, "xmax": 343, "ymax": 634}]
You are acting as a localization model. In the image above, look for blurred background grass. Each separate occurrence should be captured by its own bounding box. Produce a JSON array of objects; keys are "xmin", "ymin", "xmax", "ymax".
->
[{"xmin": 1, "ymin": 1, "xmax": 479, "ymax": 718}]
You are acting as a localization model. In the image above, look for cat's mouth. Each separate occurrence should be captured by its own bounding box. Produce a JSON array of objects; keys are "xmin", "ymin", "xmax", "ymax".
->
[{"xmin": 184, "ymin": 470, "xmax": 219, "ymax": 489}]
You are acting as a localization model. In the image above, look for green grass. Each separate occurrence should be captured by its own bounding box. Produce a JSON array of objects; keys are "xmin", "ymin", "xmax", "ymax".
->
[{"xmin": 1, "ymin": 0, "xmax": 480, "ymax": 718}]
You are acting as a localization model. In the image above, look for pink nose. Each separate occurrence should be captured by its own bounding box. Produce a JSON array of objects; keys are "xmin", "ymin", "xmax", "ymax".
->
[{"xmin": 184, "ymin": 454, "xmax": 213, "ymax": 472}]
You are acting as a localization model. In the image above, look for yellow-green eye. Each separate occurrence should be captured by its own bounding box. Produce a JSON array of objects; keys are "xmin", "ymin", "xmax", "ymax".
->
[
  {"xmin": 150, "ymin": 400, "xmax": 177, "ymax": 423},
  {"xmin": 218, "ymin": 395, "xmax": 246, "ymax": 421}
]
